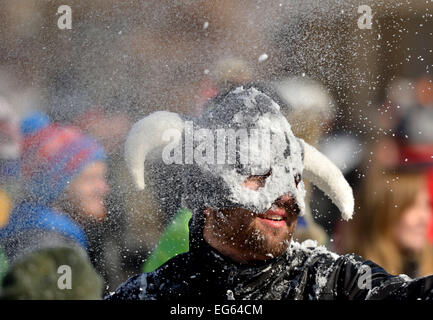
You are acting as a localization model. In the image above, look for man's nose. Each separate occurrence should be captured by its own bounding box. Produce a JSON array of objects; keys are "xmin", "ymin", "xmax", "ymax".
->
[
  {"xmin": 243, "ymin": 178, "xmax": 266, "ymax": 191},
  {"xmin": 278, "ymin": 194, "xmax": 292, "ymax": 203},
  {"xmin": 273, "ymin": 193, "xmax": 299, "ymax": 216}
]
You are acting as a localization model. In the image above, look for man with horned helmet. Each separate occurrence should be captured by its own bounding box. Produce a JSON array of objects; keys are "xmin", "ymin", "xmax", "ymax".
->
[{"xmin": 108, "ymin": 84, "xmax": 433, "ymax": 300}]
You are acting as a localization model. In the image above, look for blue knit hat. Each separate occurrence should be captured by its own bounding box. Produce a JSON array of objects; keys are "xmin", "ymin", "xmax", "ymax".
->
[{"xmin": 20, "ymin": 112, "xmax": 107, "ymax": 204}]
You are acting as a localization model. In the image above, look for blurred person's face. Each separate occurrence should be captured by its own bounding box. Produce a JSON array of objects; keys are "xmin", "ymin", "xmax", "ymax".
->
[
  {"xmin": 64, "ymin": 161, "xmax": 110, "ymax": 223},
  {"xmin": 393, "ymin": 187, "xmax": 432, "ymax": 253},
  {"xmin": 203, "ymin": 173, "xmax": 298, "ymax": 263},
  {"xmin": 416, "ymin": 76, "xmax": 433, "ymax": 107}
]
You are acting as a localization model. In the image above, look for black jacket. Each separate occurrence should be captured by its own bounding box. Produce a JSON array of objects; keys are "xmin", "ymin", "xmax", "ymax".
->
[{"xmin": 107, "ymin": 239, "xmax": 433, "ymax": 300}]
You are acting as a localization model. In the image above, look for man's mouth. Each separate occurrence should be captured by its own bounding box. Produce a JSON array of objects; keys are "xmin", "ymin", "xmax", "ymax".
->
[{"xmin": 256, "ymin": 207, "xmax": 287, "ymax": 228}]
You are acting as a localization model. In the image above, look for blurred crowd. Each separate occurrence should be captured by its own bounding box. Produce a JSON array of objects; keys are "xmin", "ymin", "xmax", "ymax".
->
[
  {"xmin": 0, "ymin": 66, "xmax": 431, "ymax": 298},
  {"xmin": 334, "ymin": 76, "xmax": 433, "ymax": 277},
  {"xmin": 0, "ymin": 0, "xmax": 431, "ymax": 299}
]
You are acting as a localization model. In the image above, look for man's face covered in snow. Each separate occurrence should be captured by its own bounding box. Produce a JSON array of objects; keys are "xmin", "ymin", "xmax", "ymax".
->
[
  {"xmin": 177, "ymin": 88, "xmax": 305, "ymax": 262},
  {"xmin": 203, "ymin": 172, "xmax": 300, "ymax": 263},
  {"xmin": 126, "ymin": 85, "xmax": 354, "ymax": 264},
  {"xmin": 172, "ymin": 85, "xmax": 308, "ymax": 261},
  {"xmin": 125, "ymin": 84, "xmax": 354, "ymax": 263}
]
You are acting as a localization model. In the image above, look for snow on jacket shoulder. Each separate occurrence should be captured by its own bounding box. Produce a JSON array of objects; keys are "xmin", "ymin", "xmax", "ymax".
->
[{"xmin": 106, "ymin": 240, "xmax": 433, "ymax": 300}]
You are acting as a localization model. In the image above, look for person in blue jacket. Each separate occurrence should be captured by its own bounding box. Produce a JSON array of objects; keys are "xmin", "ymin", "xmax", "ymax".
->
[{"xmin": 0, "ymin": 113, "xmax": 109, "ymax": 298}]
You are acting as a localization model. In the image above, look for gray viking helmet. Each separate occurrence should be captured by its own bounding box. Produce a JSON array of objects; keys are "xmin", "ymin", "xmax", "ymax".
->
[{"xmin": 125, "ymin": 85, "xmax": 354, "ymax": 223}]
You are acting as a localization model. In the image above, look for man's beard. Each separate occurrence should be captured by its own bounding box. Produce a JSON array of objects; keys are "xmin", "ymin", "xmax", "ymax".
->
[{"xmin": 211, "ymin": 208, "xmax": 292, "ymax": 259}]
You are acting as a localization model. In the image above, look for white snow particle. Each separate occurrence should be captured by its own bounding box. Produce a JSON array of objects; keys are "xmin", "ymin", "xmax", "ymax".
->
[
  {"xmin": 258, "ymin": 53, "xmax": 268, "ymax": 63},
  {"xmin": 226, "ymin": 290, "xmax": 235, "ymax": 300}
]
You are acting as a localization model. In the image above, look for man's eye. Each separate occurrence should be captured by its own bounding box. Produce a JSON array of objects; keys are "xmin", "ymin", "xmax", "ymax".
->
[
  {"xmin": 254, "ymin": 174, "xmax": 269, "ymax": 183},
  {"xmin": 294, "ymin": 174, "xmax": 301, "ymax": 188}
]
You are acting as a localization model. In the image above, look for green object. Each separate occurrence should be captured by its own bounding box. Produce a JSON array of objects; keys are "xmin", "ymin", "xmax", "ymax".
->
[
  {"xmin": 0, "ymin": 247, "xmax": 103, "ymax": 300},
  {"xmin": 0, "ymin": 247, "xmax": 8, "ymax": 287},
  {"xmin": 142, "ymin": 208, "xmax": 192, "ymax": 273}
]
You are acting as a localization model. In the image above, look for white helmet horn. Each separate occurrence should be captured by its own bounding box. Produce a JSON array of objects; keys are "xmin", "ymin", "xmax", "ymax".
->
[
  {"xmin": 124, "ymin": 111, "xmax": 184, "ymax": 190},
  {"xmin": 301, "ymin": 140, "xmax": 354, "ymax": 221}
]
